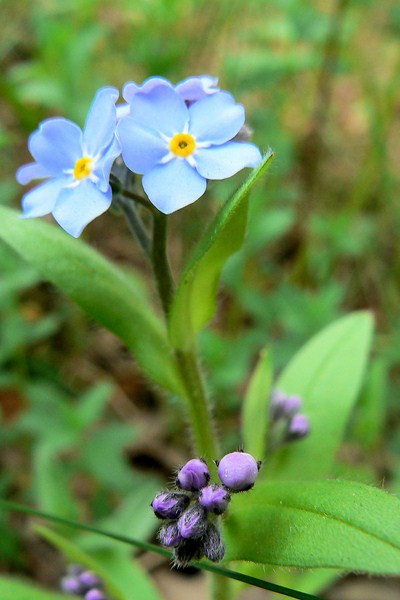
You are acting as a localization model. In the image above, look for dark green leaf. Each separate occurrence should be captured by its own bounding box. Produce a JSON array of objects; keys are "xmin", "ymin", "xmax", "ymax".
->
[
  {"xmin": 0, "ymin": 207, "xmax": 183, "ymax": 395},
  {"xmin": 224, "ymin": 480, "xmax": 400, "ymax": 574},
  {"xmin": 169, "ymin": 150, "xmax": 274, "ymax": 349}
]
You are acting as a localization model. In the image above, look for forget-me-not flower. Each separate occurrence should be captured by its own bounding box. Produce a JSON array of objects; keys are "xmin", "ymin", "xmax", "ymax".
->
[
  {"xmin": 116, "ymin": 85, "xmax": 262, "ymax": 213},
  {"xmin": 16, "ymin": 87, "xmax": 121, "ymax": 237},
  {"xmin": 116, "ymin": 75, "xmax": 219, "ymax": 119}
]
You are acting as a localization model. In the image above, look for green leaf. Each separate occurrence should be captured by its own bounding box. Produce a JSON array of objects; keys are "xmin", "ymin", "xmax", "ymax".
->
[
  {"xmin": 267, "ymin": 312, "xmax": 374, "ymax": 480},
  {"xmin": 242, "ymin": 348, "xmax": 272, "ymax": 457},
  {"xmin": 34, "ymin": 525, "xmax": 127, "ymax": 600},
  {"xmin": 169, "ymin": 150, "xmax": 274, "ymax": 349},
  {"xmin": 0, "ymin": 207, "xmax": 183, "ymax": 395},
  {"xmin": 0, "ymin": 577, "xmax": 74, "ymax": 600},
  {"xmin": 224, "ymin": 479, "xmax": 400, "ymax": 574}
]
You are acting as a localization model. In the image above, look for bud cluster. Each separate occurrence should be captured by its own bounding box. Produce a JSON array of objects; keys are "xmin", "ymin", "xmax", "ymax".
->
[
  {"xmin": 60, "ymin": 565, "xmax": 108, "ymax": 599},
  {"xmin": 270, "ymin": 389, "xmax": 310, "ymax": 446},
  {"xmin": 151, "ymin": 452, "xmax": 261, "ymax": 567}
]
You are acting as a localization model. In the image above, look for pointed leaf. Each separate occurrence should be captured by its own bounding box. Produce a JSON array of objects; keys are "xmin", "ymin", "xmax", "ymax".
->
[
  {"xmin": 169, "ymin": 149, "xmax": 274, "ymax": 349},
  {"xmin": 0, "ymin": 207, "xmax": 183, "ymax": 395},
  {"xmin": 0, "ymin": 577, "xmax": 73, "ymax": 600},
  {"xmin": 267, "ymin": 312, "xmax": 374, "ymax": 479},
  {"xmin": 224, "ymin": 480, "xmax": 400, "ymax": 574},
  {"xmin": 242, "ymin": 348, "xmax": 272, "ymax": 458}
]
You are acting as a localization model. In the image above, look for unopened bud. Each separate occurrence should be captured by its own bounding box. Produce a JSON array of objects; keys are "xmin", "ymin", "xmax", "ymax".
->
[
  {"xmin": 287, "ymin": 414, "xmax": 310, "ymax": 441},
  {"xmin": 202, "ymin": 523, "xmax": 226, "ymax": 562},
  {"xmin": 158, "ymin": 522, "xmax": 182, "ymax": 547},
  {"xmin": 217, "ymin": 451, "xmax": 260, "ymax": 492},
  {"xmin": 199, "ymin": 484, "xmax": 230, "ymax": 515},
  {"xmin": 151, "ymin": 491, "xmax": 190, "ymax": 519},
  {"xmin": 173, "ymin": 538, "xmax": 202, "ymax": 568},
  {"xmin": 79, "ymin": 571, "xmax": 102, "ymax": 590},
  {"xmin": 177, "ymin": 505, "xmax": 207, "ymax": 539},
  {"xmin": 176, "ymin": 458, "xmax": 210, "ymax": 491},
  {"xmin": 60, "ymin": 576, "xmax": 82, "ymax": 594},
  {"xmin": 270, "ymin": 389, "xmax": 302, "ymax": 420},
  {"xmin": 84, "ymin": 590, "xmax": 106, "ymax": 600}
]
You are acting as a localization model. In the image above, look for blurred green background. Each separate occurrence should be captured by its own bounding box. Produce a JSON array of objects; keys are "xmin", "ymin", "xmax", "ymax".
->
[{"xmin": 1, "ymin": 0, "xmax": 400, "ymax": 594}]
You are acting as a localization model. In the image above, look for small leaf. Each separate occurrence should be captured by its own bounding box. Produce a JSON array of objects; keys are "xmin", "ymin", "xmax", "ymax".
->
[
  {"xmin": 224, "ymin": 480, "xmax": 400, "ymax": 574},
  {"xmin": 0, "ymin": 207, "xmax": 183, "ymax": 395},
  {"xmin": 169, "ymin": 150, "xmax": 274, "ymax": 350},
  {"xmin": 267, "ymin": 312, "xmax": 374, "ymax": 480},
  {"xmin": 0, "ymin": 577, "xmax": 73, "ymax": 600},
  {"xmin": 242, "ymin": 348, "xmax": 272, "ymax": 458}
]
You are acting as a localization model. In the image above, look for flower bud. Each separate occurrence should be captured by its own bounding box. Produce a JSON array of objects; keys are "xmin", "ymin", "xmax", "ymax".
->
[
  {"xmin": 287, "ymin": 414, "xmax": 310, "ymax": 441},
  {"xmin": 202, "ymin": 523, "xmax": 226, "ymax": 562},
  {"xmin": 217, "ymin": 451, "xmax": 260, "ymax": 491},
  {"xmin": 79, "ymin": 571, "xmax": 102, "ymax": 590},
  {"xmin": 173, "ymin": 538, "xmax": 202, "ymax": 568},
  {"xmin": 199, "ymin": 484, "xmax": 230, "ymax": 515},
  {"xmin": 177, "ymin": 505, "xmax": 207, "ymax": 539},
  {"xmin": 60, "ymin": 576, "xmax": 82, "ymax": 594},
  {"xmin": 151, "ymin": 491, "xmax": 190, "ymax": 519},
  {"xmin": 158, "ymin": 522, "xmax": 182, "ymax": 547},
  {"xmin": 270, "ymin": 389, "xmax": 302, "ymax": 420},
  {"xmin": 84, "ymin": 590, "xmax": 106, "ymax": 600},
  {"xmin": 176, "ymin": 458, "xmax": 210, "ymax": 491}
]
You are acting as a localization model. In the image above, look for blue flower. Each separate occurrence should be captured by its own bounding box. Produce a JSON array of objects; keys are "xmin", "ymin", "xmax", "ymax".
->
[
  {"xmin": 116, "ymin": 85, "xmax": 262, "ymax": 213},
  {"xmin": 16, "ymin": 87, "xmax": 121, "ymax": 237},
  {"xmin": 116, "ymin": 75, "xmax": 219, "ymax": 119}
]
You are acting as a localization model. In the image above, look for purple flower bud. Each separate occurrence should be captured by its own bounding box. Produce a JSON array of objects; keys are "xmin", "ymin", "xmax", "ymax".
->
[
  {"xmin": 173, "ymin": 538, "xmax": 202, "ymax": 568},
  {"xmin": 270, "ymin": 389, "xmax": 302, "ymax": 420},
  {"xmin": 217, "ymin": 451, "xmax": 260, "ymax": 491},
  {"xmin": 84, "ymin": 590, "xmax": 107, "ymax": 600},
  {"xmin": 177, "ymin": 505, "xmax": 207, "ymax": 539},
  {"xmin": 287, "ymin": 414, "xmax": 310, "ymax": 441},
  {"xmin": 60, "ymin": 576, "xmax": 82, "ymax": 594},
  {"xmin": 66, "ymin": 564, "xmax": 84, "ymax": 577},
  {"xmin": 202, "ymin": 523, "xmax": 226, "ymax": 562},
  {"xmin": 176, "ymin": 458, "xmax": 210, "ymax": 491},
  {"xmin": 151, "ymin": 491, "xmax": 190, "ymax": 519},
  {"xmin": 158, "ymin": 522, "xmax": 182, "ymax": 547},
  {"xmin": 199, "ymin": 484, "xmax": 230, "ymax": 515},
  {"xmin": 79, "ymin": 571, "xmax": 102, "ymax": 590}
]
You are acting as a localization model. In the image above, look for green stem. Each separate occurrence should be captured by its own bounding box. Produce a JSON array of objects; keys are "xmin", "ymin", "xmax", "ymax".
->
[
  {"xmin": 151, "ymin": 211, "xmax": 175, "ymax": 316},
  {"xmin": 175, "ymin": 347, "xmax": 220, "ymax": 463},
  {"xmin": 116, "ymin": 196, "xmax": 151, "ymax": 258}
]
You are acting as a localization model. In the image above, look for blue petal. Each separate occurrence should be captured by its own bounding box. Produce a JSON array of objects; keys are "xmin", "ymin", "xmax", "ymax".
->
[
  {"xmin": 28, "ymin": 118, "xmax": 83, "ymax": 175},
  {"xmin": 189, "ymin": 92, "xmax": 244, "ymax": 144},
  {"xmin": 95, "ymin": 137, "xmax": 122, "ymax": 192},
  {"xmin": 83, "ymin": 86, "xmax": 119, "ymax": 155},
  {"xmin": 16, "ymin": 162, "xmax": 51, "ymax": 184},
  {"xmin": 123, "ymin": 77, "xmax": 172, "ymax": 102},
  {"xmin": 176, "ymin": 75, "xmax": 219, "ymax": 102},
  {"xmin": 116, "ymin": 104, "xmax": 130, "ymax": 120},
  {"xmin": 117, "ymin": 117, "xmax": 168, "ymax": 174},
  {"xmin": 142, "ymin": 159, "xmax": 207, "ymax": 214},
  {"xmin": 128, "ymin": 86, "xmax": 188, "ymax": 137},
  {"xmin": 52, "ymin": 180, "xmax": 112, "ymax": 237},
  {"xmin": 21, "ymin": 177, "xmax": 70, "ymax": 218},
  {"xmin": 195, "ymin": 142, "xmax": 262, "ymax": 180}
]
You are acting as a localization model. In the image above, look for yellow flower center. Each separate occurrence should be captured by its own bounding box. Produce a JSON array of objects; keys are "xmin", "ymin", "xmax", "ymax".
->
[
  {"xmin": 169, "ymin": 133, "xmax": 196, "ymax": 158},
  {"xmin": 73, "ymin": 156, "xmax": 93, "ymax": 180}
]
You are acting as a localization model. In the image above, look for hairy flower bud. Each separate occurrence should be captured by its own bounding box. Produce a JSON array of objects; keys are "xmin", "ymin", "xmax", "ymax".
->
[
  {"xmin": 202, "ymin": 523, "xmax": 226, "ymax": 562},
  {"xmin": 173, "ymin": 538, "xmax": 202, "ymax": 568},
  {"xmin": 151, "ymin": 491, "xmax": 190, "ymax": 519},
  {"xmin": 217, "ymin": 451, "xmax": 260, "ymax": 491},
  {"xmin": 270, "ymin": 389, "xmax": 302, "ymax": 420},
  {"xmin": 177, "ymin": 505, "xmax": 207, "ymax": 539},
  {"xmin": 287, "ymin": 414, "xmax": 310, "ymax": 441},
  {"xmin": 199, "ymin": 484, "xmax": 230, "ymax": 515},
  {"xmin": 176, "ymin": 458, "xmax": 210, "ymax": 491},
  {"xmin": 158, "ymin": 522, "xmax": 182, "ymax": 547}
]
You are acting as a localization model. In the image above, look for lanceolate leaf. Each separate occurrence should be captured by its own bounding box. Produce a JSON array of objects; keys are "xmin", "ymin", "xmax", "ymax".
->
[
  {"xmin": 0, "ymin": 207, "xmax": 183, "ymax": 395},
  {"xmin": 224, "ymin": 480, "xmax": 400, "ymax": 574},
  {"xmin": 169, "ymin": 149, "xmax": 274, "ymax": 350},
  {"xmin": 267, "ymin": 312, "xmax": 374, "ymax": 480},
  {"xmin": 242, "ymin": 348, "xmax": 272, "ymax": 458}
]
